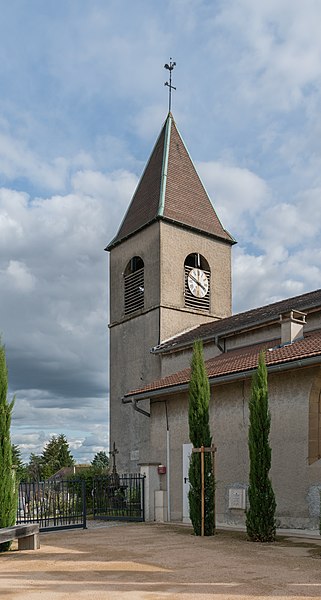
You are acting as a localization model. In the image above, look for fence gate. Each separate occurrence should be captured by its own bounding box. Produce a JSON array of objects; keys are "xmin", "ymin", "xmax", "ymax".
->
[
  {"xmin": 17, "ymin": 480, "xmax": 86, "ymax": 531},
  {"xmin": 93, "ymin": 474, "xmax": 145, "ymax": 522}
]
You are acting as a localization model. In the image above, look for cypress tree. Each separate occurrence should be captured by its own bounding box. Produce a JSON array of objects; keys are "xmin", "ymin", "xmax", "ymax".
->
[
  {"xmin": 188, "ymin": 340, "xmax": 214, "ymax": 535},
  {"xmin": 0, "ymin": 341, "xmax": 17, "ymax": 552},
  {"xmin": 246, "ymin": 351, "xmax": 276, "ymax": 542}
]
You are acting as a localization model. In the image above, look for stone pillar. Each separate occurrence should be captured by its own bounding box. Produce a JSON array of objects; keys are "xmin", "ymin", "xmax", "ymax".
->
[
  {"xmin": 154, "ymin": 490, "xmax": 167, "ymax": 522},
  {"xmin": 139, "ymin": 463, "xmax": 160, "ymax": 522}
]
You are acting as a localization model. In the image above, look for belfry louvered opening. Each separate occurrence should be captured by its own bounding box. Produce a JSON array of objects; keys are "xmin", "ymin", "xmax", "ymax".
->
[
  {"xmin": 184, "ymin": 253, "xmax": 210, "ymax": 311},
  {"xmin": 124, "ymin": 256, "xmax": 144, "ymax": 315}
]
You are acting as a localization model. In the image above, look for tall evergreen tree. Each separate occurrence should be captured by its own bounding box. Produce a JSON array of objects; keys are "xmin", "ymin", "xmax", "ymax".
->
[
  {"xmin": 27, "ymin": 453, "xmax": 44, "ymax": 482},
  {"xmin": 246, "ymin": 351, "xmax": 276, "ymax": 542},
  {"xmin": 0, "ymin": 341, "xmax": 17, "ymax": 552},
  {"xmin": 11, "ymin": 444, "xmax": 27, "ymax": 481},
  {"xmin": 91, "ymin": 451, "xmax": 110, "ymax": 472},
  {"xmin": 41, "ymin": 434, "xmax": 74, "ymax": 478},
  {"xmin": 188, "ymin": 340, "xmax": 214, "ymax": 536}
]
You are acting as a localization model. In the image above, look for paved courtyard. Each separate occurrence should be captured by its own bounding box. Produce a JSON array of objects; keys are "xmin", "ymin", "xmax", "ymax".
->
[{"xmin": 0, "ymin": 522, "xmax": 321, "ymax": 599}]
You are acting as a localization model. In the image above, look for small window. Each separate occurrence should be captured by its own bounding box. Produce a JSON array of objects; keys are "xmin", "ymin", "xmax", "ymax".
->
[
  {"xmin": 184, "ymin": 253, "xmax": 210, "ymax": 311},
  {"xmin": 124, "ymin": 256, "xmax": 144, "ymax": 315}
]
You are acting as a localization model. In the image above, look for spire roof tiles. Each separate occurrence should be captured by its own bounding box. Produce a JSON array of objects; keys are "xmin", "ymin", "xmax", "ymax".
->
[{"xmin": 107, "ymin": 113, "xmax": 235, "ymax": 249}]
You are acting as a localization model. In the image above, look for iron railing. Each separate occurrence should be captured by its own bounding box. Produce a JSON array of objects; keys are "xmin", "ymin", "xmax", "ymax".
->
[
  {"xmin": 17, "ymin": 479, "xmax": 86, "ymax": 531},
  {"xmin": 93, "ymin": 473, "xmax": 145, "ymax": 522}
]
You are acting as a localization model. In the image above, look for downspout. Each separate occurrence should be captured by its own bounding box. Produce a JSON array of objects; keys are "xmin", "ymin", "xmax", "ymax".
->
[
  {"xmin": 215, "ymin": 335, "xmax": 225, "ymax": 353},
  {"xmin": 165, "ymin": 400, "xmax": 171, "ymax": 522},
  {"xmin": 122, "ymin": 396, "xmax": 150, "ymax": 418}
]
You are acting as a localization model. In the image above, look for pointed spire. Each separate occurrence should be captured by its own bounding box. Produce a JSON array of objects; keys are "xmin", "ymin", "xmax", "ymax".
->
[{"xmin": 107, "ymin": 113, "xmax": 235, "ymax": 250}]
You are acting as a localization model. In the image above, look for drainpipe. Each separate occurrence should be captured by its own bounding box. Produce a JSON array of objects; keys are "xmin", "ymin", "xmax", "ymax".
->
[
  {"xmin": 121, "ymin": 396, "xmax": 150, "ymax": 417},
  {"xmin": 165, "ymin": 401, "xmax": 171, "ymax": 522}
]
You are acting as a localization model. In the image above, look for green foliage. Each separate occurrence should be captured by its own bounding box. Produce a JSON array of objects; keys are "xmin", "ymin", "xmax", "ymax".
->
[
  {"xmin": 246, "ymin": 351, "xmax": 276, "ymax": 542},
  {"xmin": 41, "ymin": 434, "xmax": 75, "ymax": 479},
  {"xmin": 188, "ymin": 340, "xmax": 215, "ymax": 536},
  {"xmin": 67, "ymin": 467, "xmax": 96, "ymax": 513},
  {"xmin": 27, "ymin": 453, "xmax": 44, "ymax": 481},
  {"xmin": 11, "ymin": 444, "xmax": 28, "ymax": 481},
  {"xmin": 0, "ymin": 341, "xmax": 17, "ymax": 552},
  {"xmin": 91, "ymin": 451, "xmax": 110, "ymax": 473},
  {"xmin": 20, "ymin": 435, "xmax": 75, "ymax": 482}
]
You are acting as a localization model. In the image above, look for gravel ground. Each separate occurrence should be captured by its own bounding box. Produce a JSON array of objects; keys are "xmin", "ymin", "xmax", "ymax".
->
[{"xmin": 1, "ymin": 521, "xmax": 321, "ymax": 599}]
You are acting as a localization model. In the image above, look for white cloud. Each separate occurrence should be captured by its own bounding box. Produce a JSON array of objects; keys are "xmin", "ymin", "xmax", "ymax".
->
[
  {"xmin": 197, "ymin": 161, "xmax": 270, "ymax": 237},
  {"xmin": 0, "ymin": 0, "xmax": 321, "ymax": 465},
  {"xmin": 6, "ymin": 260, "xmax": 36, "ymax": 292},
  {"xmin": 0, "ymin": 167, "xmax": 131, "ymax": 462}
]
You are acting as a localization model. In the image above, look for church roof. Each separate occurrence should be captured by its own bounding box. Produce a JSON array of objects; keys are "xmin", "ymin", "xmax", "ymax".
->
[
  {"xmin": 123, "ymin": 286, "xmax": 321, "ymax": 400},
  {"xmin": 152, "ymin": 288, "xmax": 321, "ymax": 354},
  {"xmin": 124, "ymin": 328, "xmax": 321, "ymax": 400},
  {"xmin": 107, "ymin": 113, "xmax": 235, "ymax": 249}
]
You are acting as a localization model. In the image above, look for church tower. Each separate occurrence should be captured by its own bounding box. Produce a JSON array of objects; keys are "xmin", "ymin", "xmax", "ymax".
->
[{"xmin": 106, "ymin": 112, "xmax": 235, "ymax": 472}]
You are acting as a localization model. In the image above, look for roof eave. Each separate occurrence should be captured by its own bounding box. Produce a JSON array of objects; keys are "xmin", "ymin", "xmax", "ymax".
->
[
  {"xmin": 124, "ymin": 354, "xmax": 321, "ymax": 402},
  {"xmin": 106, "ymin": 213, "xmax": 236, "ymax": 252}
]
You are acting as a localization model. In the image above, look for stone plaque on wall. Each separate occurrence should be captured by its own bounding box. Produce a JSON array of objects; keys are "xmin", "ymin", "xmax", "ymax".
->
[
  {"xmin": 228, "ymin": 488, "xmax": 246, "ymax": 510},
  {"xmin": 130, "ymin": 450, "xmax": 139, "ymax": 461}
]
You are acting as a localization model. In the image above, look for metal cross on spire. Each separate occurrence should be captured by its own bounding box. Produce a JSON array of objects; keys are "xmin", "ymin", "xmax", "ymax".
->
[{"xmin": 164, "ymin": 58, "xmax": 176, "ymax": 113}]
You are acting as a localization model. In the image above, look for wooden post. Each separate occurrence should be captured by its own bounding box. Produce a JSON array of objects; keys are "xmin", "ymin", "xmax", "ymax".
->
[
  {"xmin": 201, "ymin": 445, "xmax": 205, "ymax": 537},
  {"xmin": 212, "ymin": 447, "xmax": 216, "ymax": 529},
  {"xmin": 193, "ymin": 444, "xmax": 216, "ymax": 536}
]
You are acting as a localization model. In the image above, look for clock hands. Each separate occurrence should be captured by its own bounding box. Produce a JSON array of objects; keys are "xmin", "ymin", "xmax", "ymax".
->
[{"xmin": 188, "ymin": 272, "xmax": 207, "ymax": 292}]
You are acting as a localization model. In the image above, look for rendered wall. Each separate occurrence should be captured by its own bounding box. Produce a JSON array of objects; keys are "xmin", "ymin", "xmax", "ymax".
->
[
  {"xmin": 159, "ymin": 220, "xmax": 232, "ymax": 341},
  {"xmin": 149, "ymin": 365, "xmax": 321, "ymax": 529},
  {"xmin": 109, "ymin": 223, "xmax": 162, "ymax": 472},
  {"xmin": 109, "ymin": 218, "xmax": 233, "ymax": 473}
]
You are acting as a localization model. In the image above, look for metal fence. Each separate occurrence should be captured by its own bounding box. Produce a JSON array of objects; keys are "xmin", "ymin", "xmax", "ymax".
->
[
  {"xmin": 93, "ymin": 473, "xmax": 145, "ymax": 522},
  {"xmin": 17, "ymin": 480, "xmax": 86, "ymax": 531}
]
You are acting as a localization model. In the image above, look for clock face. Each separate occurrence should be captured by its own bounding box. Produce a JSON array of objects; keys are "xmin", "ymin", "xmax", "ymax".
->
[{"xmin": 187, "ymin": 268, "xmax": 209, "ymax": 298}]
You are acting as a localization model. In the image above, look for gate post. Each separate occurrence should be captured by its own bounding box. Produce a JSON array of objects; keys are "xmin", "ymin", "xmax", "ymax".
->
[
  {"xmin": 82, "ymin": 480, "xmax": 87, "ymax": 529},
  {"xmin": 139, "ymin": 463, "xmax": 160, "ymax": 522}
]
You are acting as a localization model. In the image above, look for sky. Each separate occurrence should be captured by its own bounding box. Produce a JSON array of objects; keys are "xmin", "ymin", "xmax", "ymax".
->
[{"xmin": 1, "ymin": 0, "xmax": 321, "ymax": 464}]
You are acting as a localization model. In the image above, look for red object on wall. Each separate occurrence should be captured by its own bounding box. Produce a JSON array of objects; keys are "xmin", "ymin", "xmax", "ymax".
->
[{"xmin": 158, "ymin": 464, "xmax": 166, "ymax": 475}]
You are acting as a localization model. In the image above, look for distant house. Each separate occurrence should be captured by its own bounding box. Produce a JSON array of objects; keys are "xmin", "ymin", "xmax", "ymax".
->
[
  {"xmin": 106, "ymin": 112, "xmax": 321, "ymax": 529},
  {"xmin": 48, "ymin": 464, "xmax": 90, "ymax": 480}
]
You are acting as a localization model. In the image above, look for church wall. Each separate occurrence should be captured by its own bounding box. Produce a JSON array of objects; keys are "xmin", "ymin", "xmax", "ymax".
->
[
  {"xmin": 268, "ymin": 366, "xmax": 321, "ymax": 528},
  {"xmin": 225, "ymin": 324, "xmax": 280, "ymax": 350},
  {"xmin": 150, "ymin": 365, "xmax": 321, "ymax": 529},
  {"xmin": 109, "ymin": 221, "xmax": 161, "ymax": 326},
  {"xmin": 110, "ymin": 311, "xmax": 161, "ymax": 472},
  {"xmin": 109, "ymin": 222, "xmax": 162, "ymax": 472},
  {"xmin": 160, "ymin": 343, "xmax": 221, "ymax": 378},
  {"xmin": 159, "ymin": 221, "xmax": 232, "ymax": 335}
]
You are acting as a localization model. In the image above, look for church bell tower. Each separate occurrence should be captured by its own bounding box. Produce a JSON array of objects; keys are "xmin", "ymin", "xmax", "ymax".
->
[{"xmin": 106, "ymin": 112, "xmax": 235, "ymax": 472}]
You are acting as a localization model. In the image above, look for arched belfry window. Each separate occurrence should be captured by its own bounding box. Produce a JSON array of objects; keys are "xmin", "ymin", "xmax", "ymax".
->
[
  {"xmin": 184, "ymin": 253, "xmax": 210, "ymax": 311},
  {"xmin": 124, "ymin": 256, "xmax": 144, "ymax": 315}
]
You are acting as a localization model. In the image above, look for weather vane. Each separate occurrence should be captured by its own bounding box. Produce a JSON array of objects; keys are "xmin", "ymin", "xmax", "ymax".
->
[{"xmin": 164, "ymin": 58, "xmax": 176, "ymax": 112}]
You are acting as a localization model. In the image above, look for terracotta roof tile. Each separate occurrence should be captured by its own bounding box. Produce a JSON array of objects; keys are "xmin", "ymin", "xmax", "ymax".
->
[
  {"xmin": 126, "ymin": 330, "xmax": 321, "ymax": 398},
  {"xmin": 154, "ymin": 288, "xmax": 321, "ymax": 353}
]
